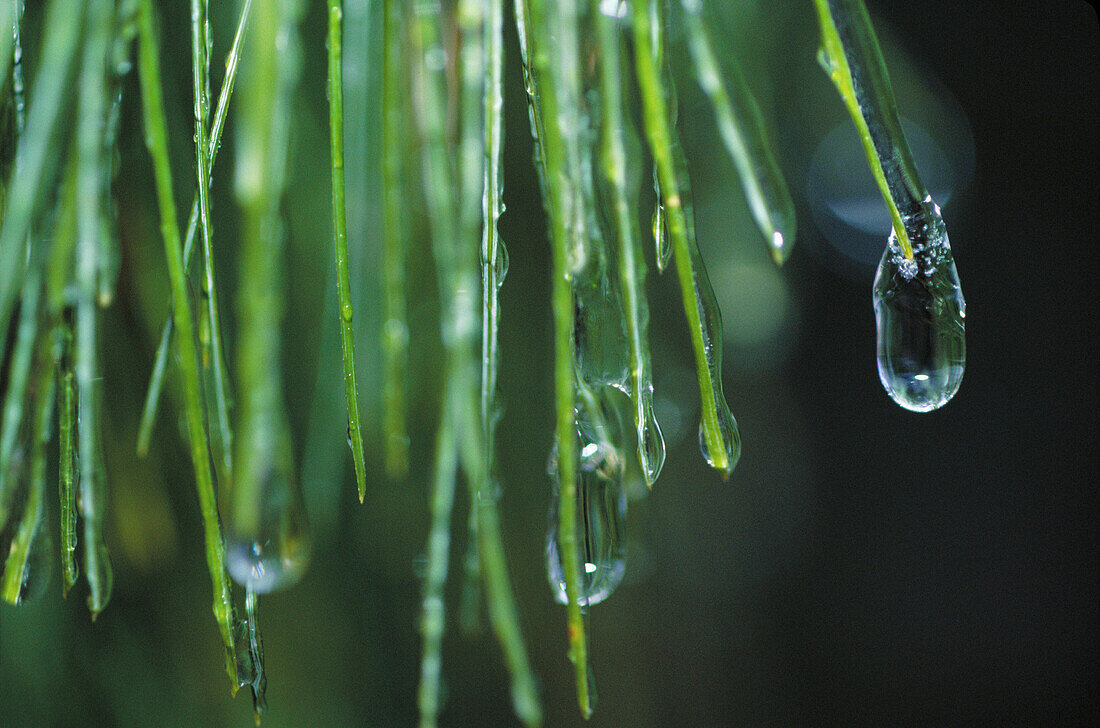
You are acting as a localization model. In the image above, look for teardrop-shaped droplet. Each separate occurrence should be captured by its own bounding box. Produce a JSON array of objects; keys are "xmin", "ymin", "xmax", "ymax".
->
[
  {"xmin": 652, "ymin": 200, "xmax": 670, "ymax": 272},
  {"xmin": 637, "ymin": 393, "xmax": 665, "ymax": 486},
  {"xmin": 546, "ymin": 435, "xmax": 628, "ymax": 606},
  {"xmin": 698, "ymin": 400, "xmax": 741, "ymax": 477},
  {"xmin": 873, "ymin": 213, "xmax": 965, "ymax": 412},
  {"xmin": 227, "ymin": 469, "xmax": 311, "ymax": 594}
]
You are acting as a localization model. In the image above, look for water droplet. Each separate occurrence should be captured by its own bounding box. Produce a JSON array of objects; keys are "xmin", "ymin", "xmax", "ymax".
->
[
  {"xmin": 698, "ymin": 401, "xmax": 741, "ymax": 476},
  {"xmin": 493, "ymin": 241, "xmax": 509, "ymax": 285},
  {"xmin": 637, "ymin": 394, "xmax": 666, "ymax": 486},
  {"xmin": 873, "ymin": 216, "xmax": 965, "ymax": 412},
  {"xmin": 340, "ymin": 302, "xmax": 353, "ymax": 322},
  {"xmin": 546, "ymin": 434, "xmax": 627, "ymax": 606},
  {"xmin": 226, "ymin": 469, "xmax": 311, "ymax": 594}
]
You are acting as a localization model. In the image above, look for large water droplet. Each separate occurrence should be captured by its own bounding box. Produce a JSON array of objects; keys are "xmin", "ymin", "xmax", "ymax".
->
[
  {"xmin": 698, "ymin": 400, "xmax": 741, "ymax": 477},
  {"xmin": 227, "ymin": 470, "xmax": 311, "ymax": 594},
  {"xmin": 873, "ymin": 213, "xmax": 965, "ymax": 412},
  {"xmin": 546, "ymin": 435, "xmax": 627, "ymax": 606}
]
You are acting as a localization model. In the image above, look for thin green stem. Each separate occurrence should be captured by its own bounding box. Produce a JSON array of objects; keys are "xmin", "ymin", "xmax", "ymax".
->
[
  {"xmin": 95, "ymin": 1, "xmax": 140, "ymax": 308},
  {"xmin": 137, "ymin": 0, "xmax": 252, "ymax": 457},
  {"xmin": 328, "ymin": 0, "xmax": 368, "ymax": 502},
  {"xmin": 191, "ymin": 0, "xmax": 234, "ymax": 483},
  {"xmin": 522, "ymin": 0, "xmax": 592, "ymax": 714},
  {"xmin": 76, "ymin": 0, "xmax": 116, "ymax": 620},
  {"xmin": 412, "ymin": 3, "xmax": 539, "ymax": 723},
  {"xmin": 681, "ymin": 0, "xmax": 797, "ymax": 266},
  {"xmin": 0, "ymin": 0, "xmax": 81, "ymax": 359},
  {"xmin": 0, "ymin": 331, "xmax": 54, "ymax": 605},
  {"xmin": 479, "ymin": 0, "xmax": 505, "ymax": 466},
  {"xmin": 813, "ymin": 0, "xmax": 926, "ymax": 259},
  {"xmin": 453, "ymin": 384, "xmax": 542, "ymax": 727},
  {"xmin": 0, "ymin": 1, "xmax": 12, "ymax": 87},
  {"xmin": 0, "ymin": 269, "xmax": 41, "ymax": 533},
  {"xmin": 381, "ymin": 0, "xmax": 409, "ymax": 479},
  {"xmin": 56, "ymin": 319, "xmax": 79, "ymax": 594},
  {"xmin": 416, "ymin": 380, "xmax": 459, "ymax": 728},
  {"xmin": 632, "ymin": 0, "xmax": 738, "ymax": 477},
  {"xmin": 409, "ymin": 4, "xmax": 465, "ymax": 726},
  {"xmin": 459, "ymin": 2, "xmax": 540, "ymax": 722},
  {"xmin": 136, "ymin": 0, "xmax": 238, "ymax": 688},
  {"xmin": 594, "ymin": 2, "xmax": 665, "ymax": 485}
]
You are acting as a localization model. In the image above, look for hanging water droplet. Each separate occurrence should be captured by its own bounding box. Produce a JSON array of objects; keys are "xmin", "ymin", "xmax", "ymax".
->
[
  {"xmin": 546, "ymin": 434, "xmax": 627, "ymax": 606},
  {"xmin": 698, "ymin": 400, "xmax": 741, "ymax": 477},
  {"xmin": 873, "ymin": 213, "xmax": 965, "ymax": 412},
  {"xmin": 637, "ymin": 393, "xmax": 666, "ymax": 486},
  {"xmin": 226, "ymin": 469, "xmax": 311, "ymax": 594}
]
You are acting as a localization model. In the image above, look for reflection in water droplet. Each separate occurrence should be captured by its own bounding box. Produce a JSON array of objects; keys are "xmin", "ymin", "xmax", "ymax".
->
[
  {"xmin": 873, "ymin": 210, "xmax": 965, "ymax": 412},
  {"xmin": 546, "ymin": 434, "xmax": 627, "ymax": 606}
]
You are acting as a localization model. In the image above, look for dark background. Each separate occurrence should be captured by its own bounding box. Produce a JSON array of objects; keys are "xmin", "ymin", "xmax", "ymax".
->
[{"xmin": 0, "ymin": 1, "xmax": 1096, "ymax": 726}]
